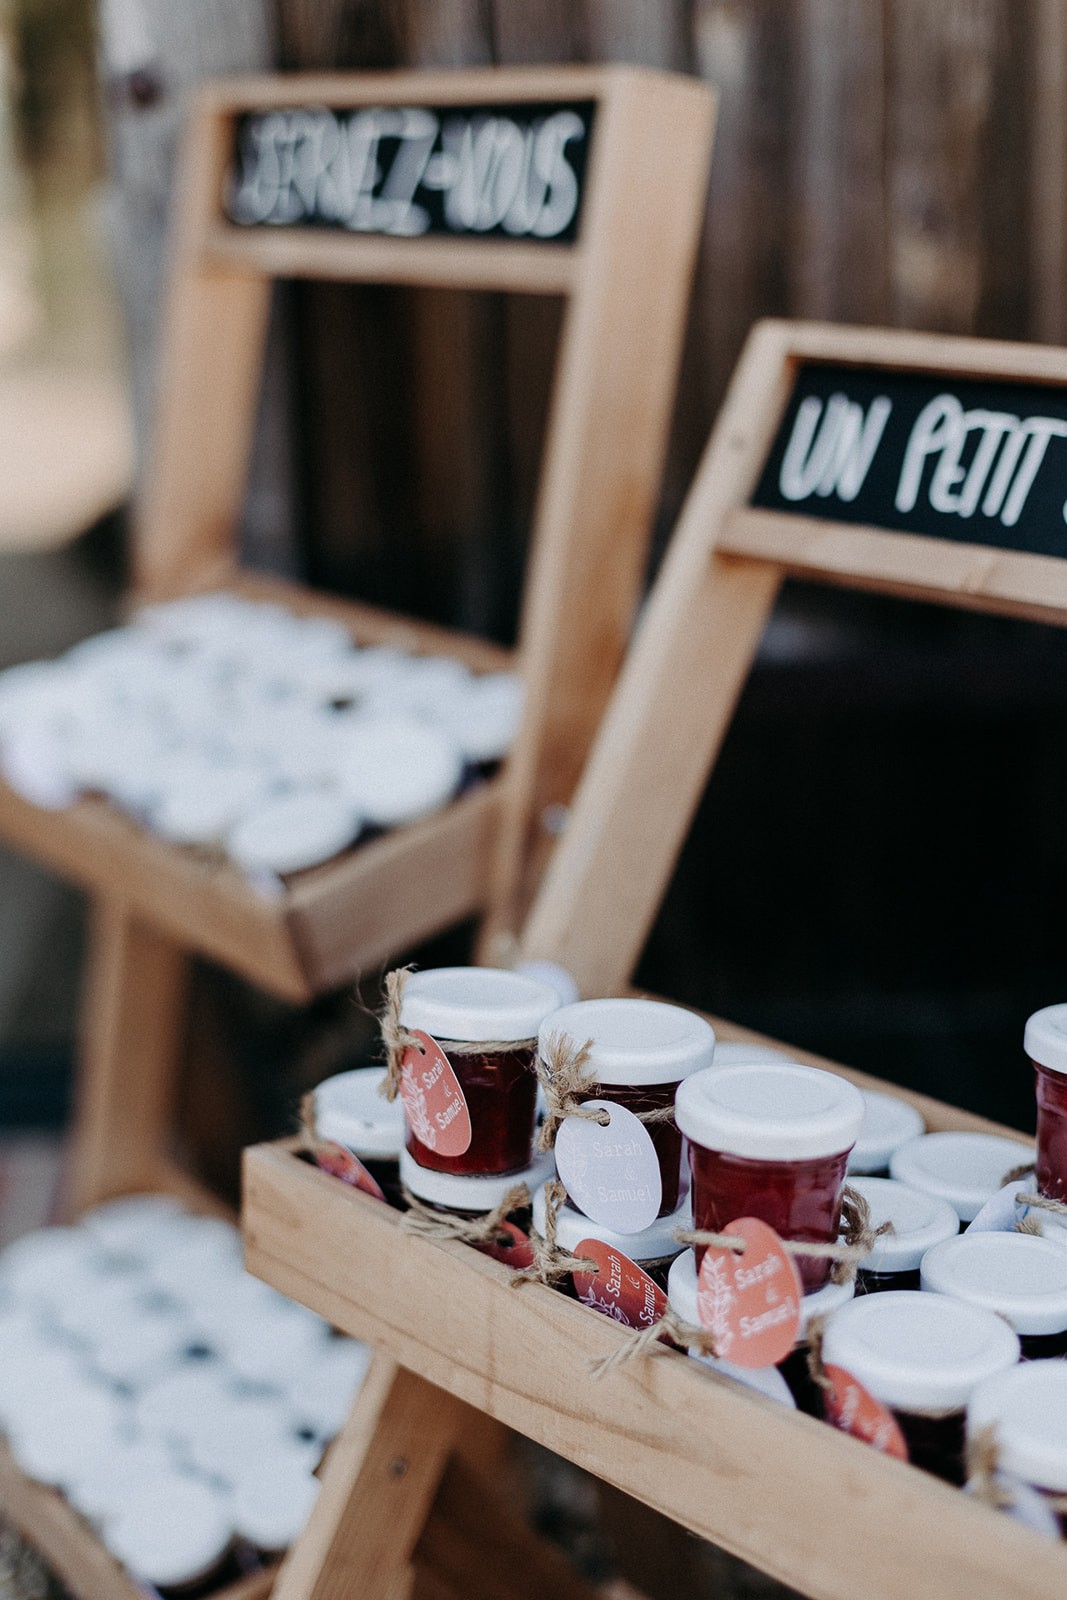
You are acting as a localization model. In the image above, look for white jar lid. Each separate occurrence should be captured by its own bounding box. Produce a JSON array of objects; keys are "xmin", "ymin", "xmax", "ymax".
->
[
  {"xmin": 231, "ymin": 1458, "xmax": 321, "ymax": 1552},
  {"xmin": 80, "ymin": 1193, "xmax": 189, "ymax": 1256},
  {"xmin": 921, "ymin": 1231, "xmax": 1067, "ymax": 1335},
  {"xmin": 513, "ymin": 959, "xmax": 580, "ymax": 1009},
  {"xmin": 674, "ymin": 1061, "xmax": 864, "ymax": 1161},
  {"xmin": 313, "ymin": 1067, "xmax": 405, "ymax": 1159},
  {"xmin": 666, "ymin": 1248, "xmax": 852, "ymax": 1343},
  {"xmin": 889, "ymin": 1132, "xmax": 1035, "ymax": 1222},
  {"xmin": 400, "ymin": 1146, "xmax": 553, "ymax": 1213},
  {"xmin": 539, "ymin": 998, "xmax": 716, "ymax": 1087},
  {"xmin": 10, "ymin": 1381, "xmax": 128, "ymax": 1490},
  {"xmin": 532, "ymin": 1183, "xmax": 690, "ymax": 1262},
  {"xmin": 820, "ymin": 1289, "xmax": 1020, "ymax": 1412},
  {"xmin": 150, "ymin": 761, "xmax": 271, "ymax": 845},
  {"xmin": 847, "ymin": 1176, "xmax": 959, "ymax": 1274},
  {"xmin": 437, "ymin": 672, "xmax": 525, "ymax": 764},
  {"xmin": 333, "ymin": 716, "xmax": 463, "ymax": 827},
  {"xmin": 847, "ymin": 1090, "xmax": 926, "ymax": 1175},
  {"xmin": 228, "ymin": 788, "xmax": 360, "ymax": 875},
  {"xmin": 400, "ymin": 965, "xmax": 558, "ymax": 1043},
  {"xmin": 968, "ymin": 1362, "xmax": 1067, "ymax": 1492},
  {"xmin": 287, "ymin": 1338, "xmax": 373, "ymax": 1440},
  {"xmin": 105, "ymin": 1477, "xmax": 234, "ymax": 1589},
  {"xmin": 1024, "ymin": 1004, "xmax": 1067, "ymax": 1076},
  {"xmin": 711, "ymin": 1041, "xmax": 793, "ymax": 1067},
  {"xmin": 68, "ymin": 1437, "xmax": 177, "ymax": 1522}
]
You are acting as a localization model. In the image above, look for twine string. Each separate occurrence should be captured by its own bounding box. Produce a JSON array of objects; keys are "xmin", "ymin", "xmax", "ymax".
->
[
  {"xmin": 400, "ymin": 1183, "xmax": 532, "ymax": 1247},
  {"xmin": 675, "ymin": 1186, "xmax": 893, "ymax": 1286},
  {"xmin": 510, "ymin": 1178, "xmax": 598, "ymax": 1286},
  {"xmin": 589, "ymin": 1308, "xmax": 720, "ymax": 1380}
]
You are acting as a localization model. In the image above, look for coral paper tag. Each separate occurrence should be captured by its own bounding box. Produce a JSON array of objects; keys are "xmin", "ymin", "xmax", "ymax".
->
[
  {"xmin": 554, "ymin": 1100, "xmax": 662, "ymax": 1232},
  {"xmin": 696, "ymin": 1216, "xmax": 802, "ymax": 1368},
  {"xmin": 823, "ymin": 1364, "xmax": 908, "ymax": 1459},
  {"xmin": 572, "ymin": 1238, "xmax": 669, "ymax": 1329},
  {"xmin": 399, "ymin": 1030, "xmax": 472, "ymax": 1157},
  {"xmin": 314, "ymin": 1140, "xmax": 386, "ymax": 1202},
  {"xmin": 477, "ymin": 1222, "xmax": 535, "ymax": 1270}
]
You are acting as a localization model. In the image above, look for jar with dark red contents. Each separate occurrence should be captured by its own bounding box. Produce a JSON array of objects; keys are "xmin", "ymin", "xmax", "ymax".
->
[
  {"xmin": 530, "ymin": 1182, "xmax": 689, "ymax": 1294},
  {"xmin": 674, "ymin": 1061, "xmax": 864, "ymax": 1293},
  {"xmin": 666, "ymin": 1247, "xmax": 853, "ymax": 1414},
  {"xmin": 537, "ymin": 997, "xmax": 715, "ymax": 1218},
  {"xmin": 400, "ymin": 1146, "xmax": 552, "ymax": 1266},
  {"xmin": 399, "ymin": 967, "xmax": 559, "ymax": 1177},
  {"xmin": 921, "ymin": 1231, "xmax": 1067, "ymax": 1359},
  {"xmin": 968, "ymin": 1362, "xmax": 1067, "ymax": 1537},
  {"xmin": 889, "ymin": 1131, "xmax": 1035, "ymax": 1231},
  {"xmin": 848, "ymin": 1176, "xmax": 958, "ymax": 1293},
  {"xmin": 311, "ymin": 1067, "xmax": 405, "ymax": 1205},
  {"xmin": 821, "ymin": 1291, "xmax": 1020, "ymax": 1484},
  {"xmin": 1025, "ymin": 1004, "xmax": 1067, "ymax": 1206}
]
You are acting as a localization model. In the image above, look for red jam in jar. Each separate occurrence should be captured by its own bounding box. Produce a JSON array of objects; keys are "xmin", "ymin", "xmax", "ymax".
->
[
  {"xmin": 821, "ymin": 1290, "xmax": 1020, "ymax": 1484},
  {"xmin": 920, "ymin": 1230, "xmax": 1067, "ymax": 1359},
  {"xmin": 968, "ymin": 1362, "xmax": 1067, "ymax": 1535},
  {"xmin": 848, "ymin": 1176, "xmax": 958, "ymax": 1296},
  {"xmin": 399, "ymin": 967, "xmax": 559, "ymax": 1177},
  {"xmin": 675, "ymin": 1061, "xmax": 864, "ymax": 1292},
  {"xmin": 538, "ymin": 997, "xmax": 715, "ymax": 1218},
  {"xmin": 1025, "ymin": 1004, "xmax": 1067, "ymax": 1204},
  {"xmin": 399, "ymin": 1146, "xmax": 552, "ymax": 1265}
]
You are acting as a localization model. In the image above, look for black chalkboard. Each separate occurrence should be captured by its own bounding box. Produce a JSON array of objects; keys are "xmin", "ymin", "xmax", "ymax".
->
[
  {"xmin": 752, "ymin": 363, "xmax": 1067, "ymax": 559},
  {"xmin": 224, "ymin": 101, "xmax": 596, "ymax": 243}
]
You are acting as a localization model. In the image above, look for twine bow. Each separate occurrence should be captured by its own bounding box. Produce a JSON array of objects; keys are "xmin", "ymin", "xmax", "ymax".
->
[
  {"xmin": 510, "ymin": 1178, "xmax": 598, "ymax": 1287},
  {"xmin": 400, "ymin": 1182, "xmax": 532, "ymax": 1248}
]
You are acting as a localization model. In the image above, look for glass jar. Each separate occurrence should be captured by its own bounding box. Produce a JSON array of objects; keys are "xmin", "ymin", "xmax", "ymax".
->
[
  {"xmin": 531, "ymin": 1182, "xmax": 689, "ymax": 1293},
  {"xmin": 1025, "ymin": 1004, "xmax": 1067, "ymax": 1204},
  {"xmin": 312, "ymin": 1066, "xmax": 405, "ymax": 1204},
  {"xmin": 538, "ymin": 997, "xmax": 715, "ymax": 1217},
  {"xmin": 847, "ymin": 1090, "xmax": 925, "ymax": 1178},
  {"xmin": 666, "ymin": 1247, "xmax": 852, "ymax": 1414},
  {"xmin": 231, "ymin": 1455, "xmax": 321, "ymax": 1556},
  {"xmin": 400, "ymin": 967, "xmax": 559, "ymax": 1177},
  {"xmin": 889, "ymin": 1131, "xmax": 1035, "ymax": 1229},
  {"xmin": 920, "ymin": 1231, "xmax": 1067, "ymax": 1359},
  {"xmin": 848, "ymin": 1176, "xmax": 958, "ymax": 1293},
  {"xmin": 400, "ymin": 1146, "xmax": 552, "ymax": 1265},
  {"xmin": 104, "ymin": 1474, "xmax": 238, "ymax": 1597},
  {"xmin": 674, "ymin": 1061, "xmax": 864, "ymax": 1292},
  {"xmin": 968, "ymin": 1361, "xmax": 1067, "ymax": 1536},
  {"xmin": 821, "ymin": 1290, "xmax": 1020, "ymax": 1484}
]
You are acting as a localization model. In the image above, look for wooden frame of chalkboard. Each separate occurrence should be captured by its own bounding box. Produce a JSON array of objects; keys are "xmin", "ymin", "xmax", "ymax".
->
[
  {"xmin": 0, "ymin": 66, "xmax": 712, "ymax": 1232},
  {"xmin": 521, "ymin": 317, "xmax": 1067, "ymax": 995}
]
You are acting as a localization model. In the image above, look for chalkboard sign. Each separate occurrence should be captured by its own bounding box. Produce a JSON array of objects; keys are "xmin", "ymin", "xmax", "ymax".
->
[
  {"xmin": 752, "ymin": 363, "xmax": 1067, "ymax": 559},
  {"xmin": 224, "ymin": 101, "xmax": 596, "ymax": 242}
]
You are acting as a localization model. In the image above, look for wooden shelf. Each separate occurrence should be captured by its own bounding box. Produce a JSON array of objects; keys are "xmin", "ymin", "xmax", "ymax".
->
[
  {"xmin": 242, "ymin": 1074, "xmax": 1064, "ymax": 1600},
  {"xmin": 0, "ymin": 580, "xmax": 512, "ymax": 1004}
]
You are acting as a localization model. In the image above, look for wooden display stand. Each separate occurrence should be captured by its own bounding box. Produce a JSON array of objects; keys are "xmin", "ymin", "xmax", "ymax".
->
[
  {"xmin": 244, "ymin": 322, "xmax": 1067, "ymax": 1599},
  {"xmin": 0, "ymin": 65, "xmax": 714, "ymax": 1216}
]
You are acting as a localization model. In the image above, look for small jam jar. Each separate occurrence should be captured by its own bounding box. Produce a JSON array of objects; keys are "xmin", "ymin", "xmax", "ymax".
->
[
  {"xmin": 537, "ymin": 997, "xmax": 715, "ymax": 1217},
  {"xmin": 674, "ymin": 1061, "xmax": 864, "ymax": 1292},
  {"xmin": 821, "ymin": 1290, "xmax": 1020, "ymax": 1484},
  {"xmin": 312, "ymin": 1067, "xmax": 405, "ymax": 1204},
  {"xmin": 889, "ymin": 1132, "xmax": 1036, "ymax": 1229},
  {"xmin": 1025, "ymin": 1004, "xmax": 1067, "ymax": 1204},
  {"xmin": 530, "ymin": 1182, "xmax": 689, "ymax": 1292},
  {"xmin": 400, "ymin": 967, "xmax": 559, "ymax": 1176},
  {"xmin": 968, "ymin": 1361, "xmax": 1067, "ymax": 1535},
  {"xmin": 848, "ymin": 1176, "xmax": 958, "ymax": 1293},
  {"xmin": 847, "ymin": 1090, "xmax": 925, "ymax": 1177},
  {"xmin": 666, "ymin": 1247, "xmax": 852, "ymax": 1413},
  {"xmin": 400, "ymin": 1145, "xmax": 553, "ymax": 1234},
  {"xmin": 920, "ymin": 1231, "xmax": 1067, "ymax": 1359}
]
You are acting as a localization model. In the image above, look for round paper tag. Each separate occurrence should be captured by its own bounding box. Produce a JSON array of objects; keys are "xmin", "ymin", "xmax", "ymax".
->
[
  {"xmin": 399, "ymin": 1031, "xmax": 472, "ymax": 1157},
  {"xmin": 695, "ymin": 1217, "xmax": 802, "ymax": 1368},
  {"xmin": 313, "ymin": 1140, "xmax": 386, "ymax": 1203},
  {"xmin": 554, "ymin": 1100, "xmax": 662, "ymax": 1232},
  {"xmin": 966, "ymin": 1179, "xmax": 1032, "ymax": 1235},
  {"xmin": 572, "ymin": 1238, "xmax": 668, "ymax": 1330},
  {"xmin": 823, "ymin": 1364, "xmax": 908, "ymax": 1459},
  {"xmin": 477, "ymin": 1223, "xmax": 534, "ymax": 1271}
]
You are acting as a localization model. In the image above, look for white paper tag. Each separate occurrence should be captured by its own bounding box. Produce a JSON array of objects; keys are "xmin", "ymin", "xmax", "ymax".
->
[
  {"xmin": 966, "ymin": 1180, "xmax": 1032, "ymax": 1234},
  {"xmin": 554, "ymin": 1099, "xmax": 662, "ymax": 1232}
]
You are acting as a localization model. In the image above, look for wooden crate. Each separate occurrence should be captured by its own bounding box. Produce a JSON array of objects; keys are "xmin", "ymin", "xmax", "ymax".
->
[{"xmin": 242, "ymin": 1044, "xmax": 1063, "ymax": 1600}]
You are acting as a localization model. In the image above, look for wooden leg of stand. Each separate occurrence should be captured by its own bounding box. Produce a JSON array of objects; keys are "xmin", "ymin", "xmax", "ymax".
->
[
  {"xmin": 65, "ymin": 898, "xmax": 190, "ymax": 1218},
  {"xmin": 272, "ymin": 1353, "xmax": 467, "ymax": 1600}
]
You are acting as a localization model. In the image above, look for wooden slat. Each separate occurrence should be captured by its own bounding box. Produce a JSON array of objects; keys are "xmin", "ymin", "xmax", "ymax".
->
[
  {"xmin": 243, "ymin": 1140, "xmax": 1065, "ymax": 1600},
  {"xmin": 766, "ymin": 317, "xmax": 1067, "ymax": 384},
  {"xmin": 203, "ymin": 225, "xmax": 577, "ymax": 294},
  {"xmin": 196, "ymin": 65, "xmax": 625, "ymax": 112},
  {"xmin": 718, "ymin": 507, "xmax": 1067, "ymax": 625}
]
